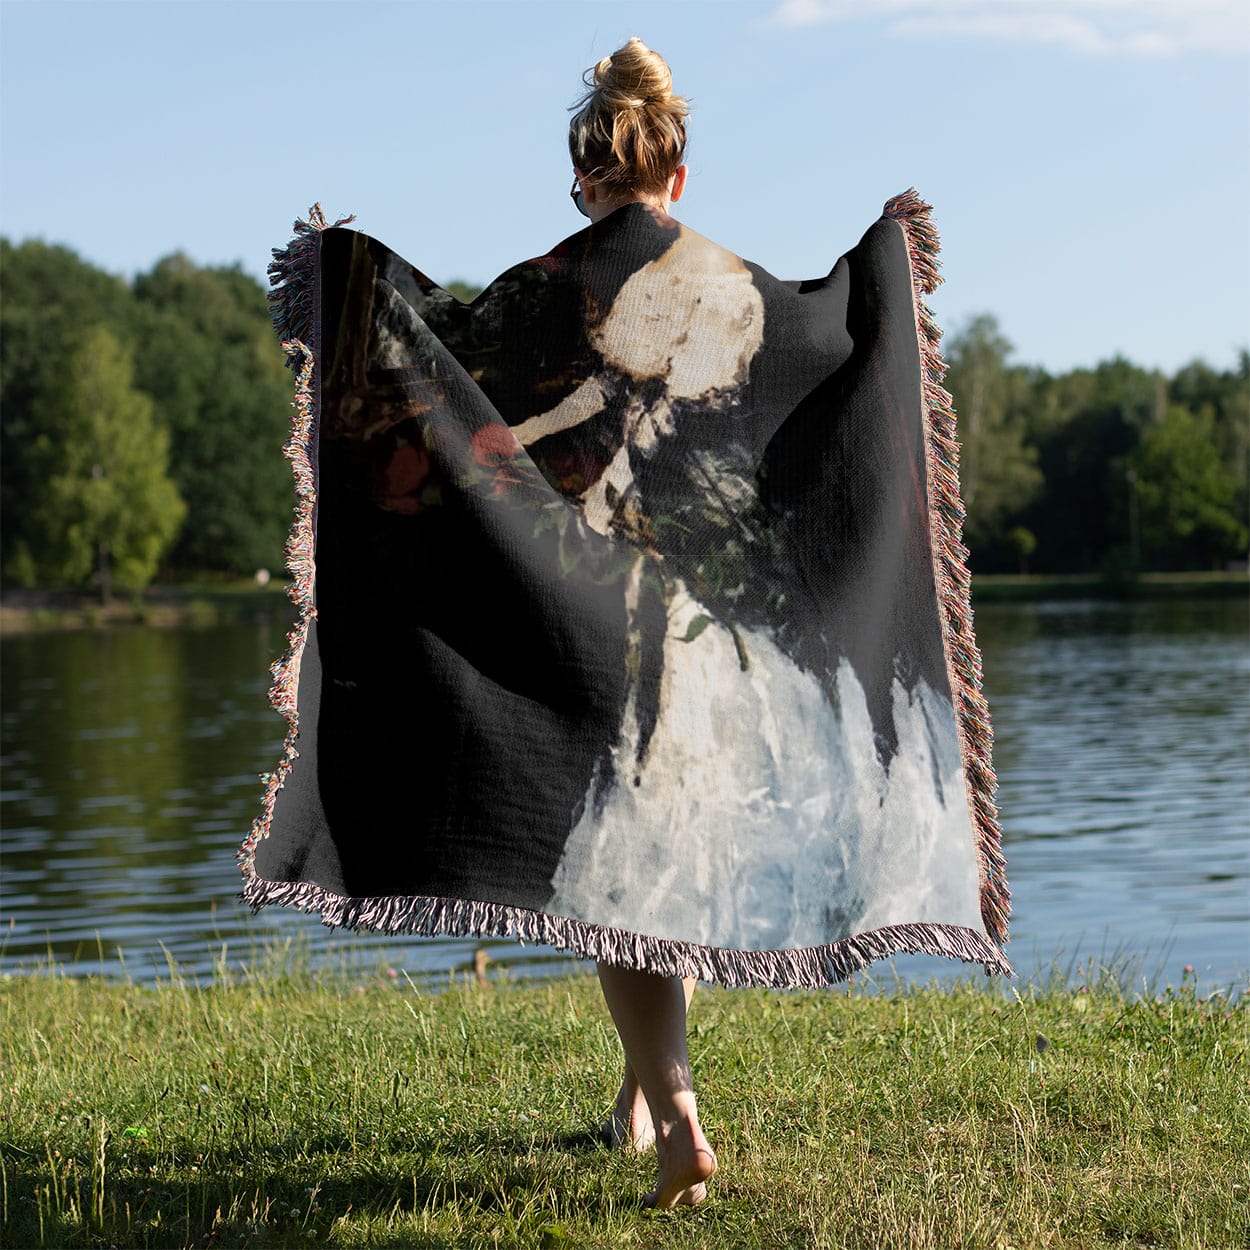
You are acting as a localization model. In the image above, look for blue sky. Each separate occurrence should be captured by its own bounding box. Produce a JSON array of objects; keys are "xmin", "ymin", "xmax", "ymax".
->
[{"xmin": 1, "ymin": 0, "xmax": 1246, "ymax": 375}]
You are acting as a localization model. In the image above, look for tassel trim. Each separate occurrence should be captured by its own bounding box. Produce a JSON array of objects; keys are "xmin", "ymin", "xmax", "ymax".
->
[
  {"xmin": 883, "ymin": 187, "xmax": 1012, "ymax": 948},
  {"xmin": 236, "ymin": 205, "xmax": 346, "ymax": 895},
  {"xmin": 237, "ymin": 199, "xmax": 1014, "ymax": 990},
  {"xmin": 266, "ymin": 203, "xmax": 355, "ymax": 367},
  {"xmin": 239, "ymin": 871, "xmax": 1013, "ymax": 988}
]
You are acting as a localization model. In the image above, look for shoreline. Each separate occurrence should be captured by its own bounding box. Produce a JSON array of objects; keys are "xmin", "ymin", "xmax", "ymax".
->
[
  {"xmin": 1, "ymin": 570, "xmax": 1245, "ymax": 636},
  {"xmin": 0, "ymin": 581, "xmax": 294, "ymax": 635}
]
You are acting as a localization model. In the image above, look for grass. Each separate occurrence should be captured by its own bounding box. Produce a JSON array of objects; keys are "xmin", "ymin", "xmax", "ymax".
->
[
  {"xmin": 1, "ymin": 570, "xmax": 1244, "ymax": 635},
  {"xmin": 966, "ymin": 570, "xmax": 1247, "ymax": 601},
  {"xmin": 0, "ymin": 580, "xmax": 293, "ymax": 634},
  {"xmin": 1, "ymin": 945, "xmax": 1246, "ymax": 1250}
]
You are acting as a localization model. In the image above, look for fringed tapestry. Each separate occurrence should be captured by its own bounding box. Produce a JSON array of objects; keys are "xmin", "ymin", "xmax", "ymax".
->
[{"xmin": 236, "ymin": 191, "xmax": 1013, "ymax": 988}]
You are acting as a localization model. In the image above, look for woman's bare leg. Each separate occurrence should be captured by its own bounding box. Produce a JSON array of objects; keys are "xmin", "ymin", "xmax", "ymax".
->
[
  {"xmin": 601, "ymin": 976, "xmax": 696, "ymax": 1151},
  {"xmin": 595, "ymin": 963, "xmax": 717, "ymax": 1208}
]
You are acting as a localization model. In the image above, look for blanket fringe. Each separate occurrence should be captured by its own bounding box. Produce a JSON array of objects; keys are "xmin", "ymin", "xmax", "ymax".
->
[
  {"xmin": 239, "ymin": 871, "xmax": 1013, "ymax": 988},
  {"xmin": 236, "ymin": 204, "xmax": 347, "ymax": 891},
  {"xmin": 266, "ymin": 203, "xmax": 355, "ymax": 366},
  {"xmin": 883, "ymin": 188, "xmax": 1011, "ymax": 948},
  {"xmin": 234, "ymin": 340, "xmax": 317, "ymax": 885}
]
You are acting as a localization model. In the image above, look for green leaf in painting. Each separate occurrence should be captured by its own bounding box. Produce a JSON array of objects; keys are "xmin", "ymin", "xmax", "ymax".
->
[{"xmin": 680, "ymin": 613, "xmax": 715, "ymax": 643}]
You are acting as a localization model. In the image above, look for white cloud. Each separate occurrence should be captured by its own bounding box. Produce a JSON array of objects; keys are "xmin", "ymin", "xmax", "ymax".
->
[{"xmin": 761, "ymin": 0, "xmax": 1250, "ymax": 57}]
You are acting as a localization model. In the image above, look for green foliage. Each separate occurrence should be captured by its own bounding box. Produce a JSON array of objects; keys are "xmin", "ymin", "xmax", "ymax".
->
[
  {"xmin": 445, "ymin": 278, "xmax": 484, "ymax": 304},
  {"xmin": 942, "ymin": 314, "xmax": 1044, "ymax": 554},
  {"xmin": 1, "ymin": 240, "xmax": 292, "ymax": 585},
  {"xmin": 1129, "ymin": 404, "xmax": 1248, "ymax": 568},
  {"xmin": 22, "ymin": 327, "xmax": 185, "ymax": 596},
  {"xmin": 1, "ymin": 235, "xmax": 1245, "ymax": 589},
  {"xmin": 1035, "ymin": 359, "xmax": 1159, "ymax": 572},
  {"xmin": 0, "ymin": 239, "xmax": 140, "ymax": 582},
  {"xmin": 131, "ymin": 254, "xmax": 294, "ymax": 574},
  {"xmin": 1169, "ymin": 351, "xmax": 1250, "ymax": 537},
  {"xmin": 942, "ymin": 317, "xmax": 1249, "ymax": 574},
  {"xmin": 1005, "ymin": 526, "xmax": 1037, "ymax": 573}
]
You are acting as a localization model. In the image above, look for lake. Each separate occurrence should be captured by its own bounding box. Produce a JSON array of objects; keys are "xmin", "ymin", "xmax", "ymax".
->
[{"xmin": 2, "ymin": 595, "xmax": 1246, "ymax": 996}]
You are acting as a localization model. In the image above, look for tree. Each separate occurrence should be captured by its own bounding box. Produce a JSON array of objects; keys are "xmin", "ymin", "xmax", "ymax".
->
[
  {"xmin": 1019, "ymin": 356, "xmax": 1162, "ymax": 573},
  {"xmin": 942, "ymin": 314, "xmax": 1044, "ymax": 561},
  {"xmin": 1, "ymin": 238, "xmax": 140, "ymax": 581},
  {"xmin": 1169, "ymin": 352, "xmax": 1250, "ymax": 542},
  {"xmin": 4, "ymin": 229, "xmax": 1244, "ymax": 588},
  {"xmin": 445, "ymin": 279, "xmax": 483, "ymax": 304},
  {"xmin": 1127, "ymin": 404, "xmax": 1247, "ymax": 570},
  {"xmin": 1006, "ymin": 526, "xmax": 1037, "ymax": 575},
  {"xmin": 130, "ymin": 255, "xmax": 294, "ymax": 575},
  {"xmin": 25, "ymin": 326, "xmax": 185, "ymax": 598}
]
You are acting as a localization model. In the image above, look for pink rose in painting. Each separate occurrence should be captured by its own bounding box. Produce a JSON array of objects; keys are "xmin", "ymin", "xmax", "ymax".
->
[
  {"xmin": 470, "ymin": 422, "xmax": 523, "ymax": 467},
  {"xmin": 470, "ymin": 422, "xmax": 532, "ymax": 497},
  {"xmin": 379, "ymin": 443, "xmax": 431, "ymax": 514}
]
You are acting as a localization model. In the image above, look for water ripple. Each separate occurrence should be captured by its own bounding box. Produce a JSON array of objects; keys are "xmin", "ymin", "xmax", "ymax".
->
[{"xmin": 1, "ymin": 600, "xmax": 1246, "ymax": 993}]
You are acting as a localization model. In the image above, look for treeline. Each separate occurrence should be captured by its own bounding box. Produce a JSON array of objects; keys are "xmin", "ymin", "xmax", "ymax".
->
[
  {"xmin": 2, "ymin": 239, "xmax": 296, "ymax": 597},
  {"xmin": 943, "ymin": 316, "xmax": 1247, "ymax": 575},
  {"xmin": 1, "ymin": 238, "xmax": 1246, "ymax": 598}
]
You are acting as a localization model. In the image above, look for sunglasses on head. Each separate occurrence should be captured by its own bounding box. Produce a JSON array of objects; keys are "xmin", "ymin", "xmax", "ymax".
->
[{"xmin": 570, "ymin": 175, "xmax": 589, "ymax": 218}]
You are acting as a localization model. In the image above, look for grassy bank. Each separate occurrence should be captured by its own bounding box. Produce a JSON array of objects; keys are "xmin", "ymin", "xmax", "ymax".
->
[
  {"xmin": 0, "ymin": 570, "xmax": 1245, "ymax": 634},
  {"xmin": 0, "ymin": 580, "xmax": 293, "ymax": 635},
  {"xmin": 2, "ymin": 954, "xmax": 1245, "ymax": 1249},
  {"xmin": 967, "ymin": 569, "xmax": 1247, "ymax": 602}
]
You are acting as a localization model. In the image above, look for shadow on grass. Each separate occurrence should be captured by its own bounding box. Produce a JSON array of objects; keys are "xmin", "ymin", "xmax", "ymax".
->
[{"xmin": 7, "ymin": 1131, "xmax": 647, "ymax": 1249}]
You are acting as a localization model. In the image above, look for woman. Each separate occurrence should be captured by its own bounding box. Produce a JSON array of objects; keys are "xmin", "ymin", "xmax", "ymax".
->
[
  {"xmin": 242, "ymin": 31, "xmax": 1011, "ymax": 1221},
  {"xmin": 566, "ymin": 36, "xmax": 718, "ymax": 1211}
]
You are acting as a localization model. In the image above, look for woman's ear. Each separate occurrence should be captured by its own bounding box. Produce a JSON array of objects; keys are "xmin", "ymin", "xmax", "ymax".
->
[
  {"xmin": 574, "ymin": 167, "xmax": 600, "ymax": 205},
  {"xmin": 669, "ymin": 164, "xmax": 689, "ymax": 202}
]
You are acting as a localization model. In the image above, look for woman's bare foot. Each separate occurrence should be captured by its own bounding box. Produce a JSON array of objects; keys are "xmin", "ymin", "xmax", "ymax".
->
[
  {"xmin": 642, "ymin": 1114, "xmax": 717, "ymax": 1209},
  {"xmin": 593, "ymin": 965, "xmax": 712, "ymax": 1205},
  {"xmin": 600, "ymin": 1072, "xmax": 655, "ymax": 1150}
]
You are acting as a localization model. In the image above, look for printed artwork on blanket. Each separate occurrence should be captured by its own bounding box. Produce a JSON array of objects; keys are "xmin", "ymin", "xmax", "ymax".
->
[{"xmin": 237, "ymin": 192, "xmax": 1012, "ymax": 988}]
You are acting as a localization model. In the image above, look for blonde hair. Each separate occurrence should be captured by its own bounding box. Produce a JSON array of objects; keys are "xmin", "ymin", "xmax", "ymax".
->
[{"xmin": 567, "ymin": 36, "xmax": 690, "ymax": 200}]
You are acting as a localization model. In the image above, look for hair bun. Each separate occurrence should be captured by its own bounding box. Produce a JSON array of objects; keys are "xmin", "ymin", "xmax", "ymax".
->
[
  {"xmin": 597, "ymin": 36, "xmax": 673, "ymax": 107},
  {"xmin": 568, "ymin": 36, "xmax": 690, "ymax": 199}
]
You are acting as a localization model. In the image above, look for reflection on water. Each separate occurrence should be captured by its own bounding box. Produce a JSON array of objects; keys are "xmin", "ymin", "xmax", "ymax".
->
[
  {"xmin": 964, "ymin": 595, "xmax": 1249, "ymax": 993},
  {"xmin": 1, "ymin": 596, "xmax": 1247, "ymax": 993},
  {"xmin": 0, "ymin": 622, "xmax": 588, "ymax": 990}
]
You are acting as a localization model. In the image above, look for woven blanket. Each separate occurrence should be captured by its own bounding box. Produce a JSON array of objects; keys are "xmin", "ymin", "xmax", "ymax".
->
[{"xmin": 236, "ymin": 191, "xmax": 1012, "ymax": 988}]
